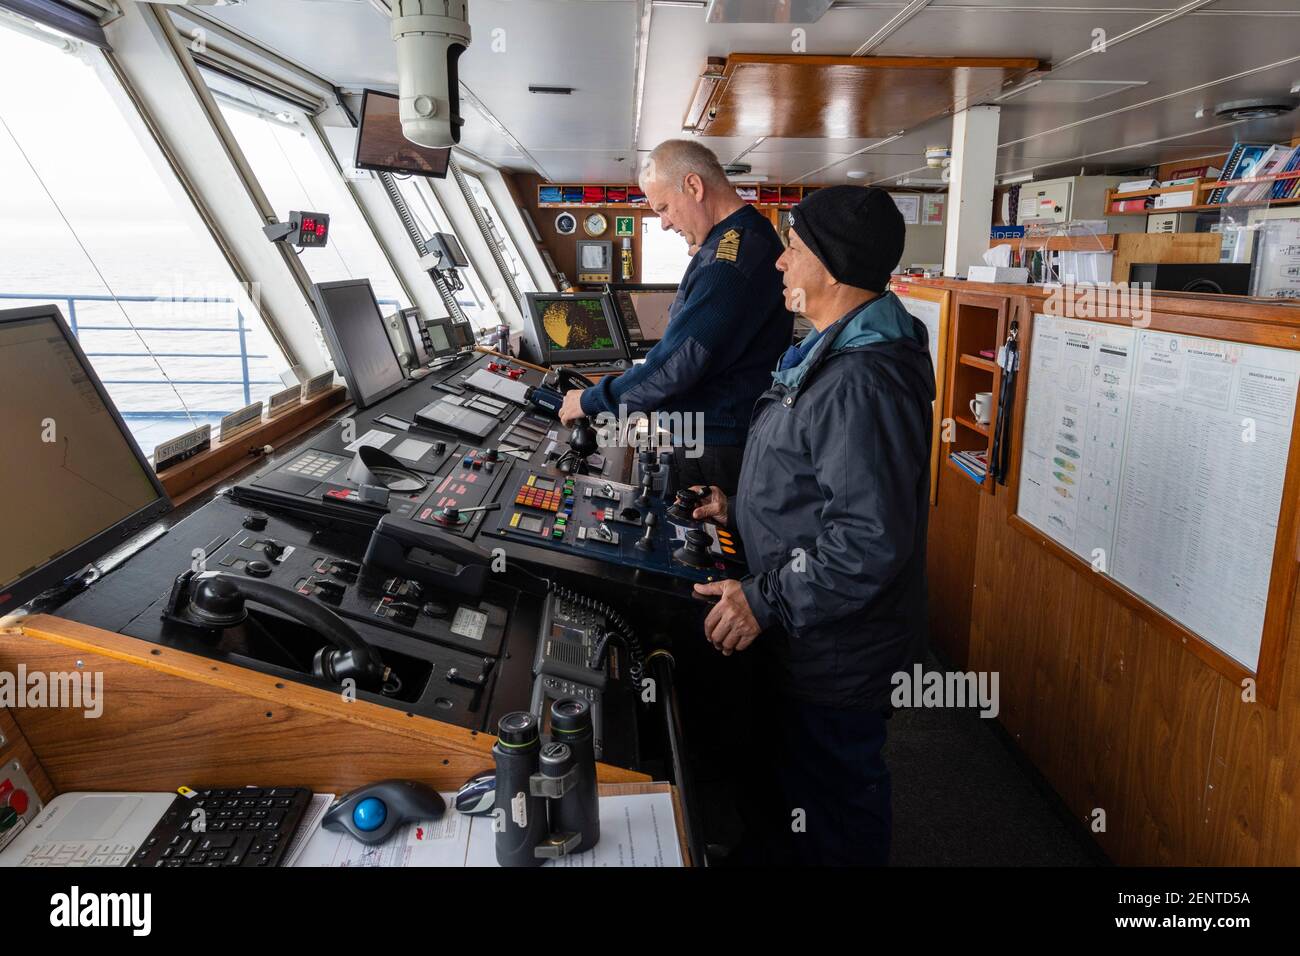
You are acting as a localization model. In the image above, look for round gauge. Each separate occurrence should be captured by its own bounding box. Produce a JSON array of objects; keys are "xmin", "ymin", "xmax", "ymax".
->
[
  {"xmin": 555, "ymin": 212, "xmax": 578, "ymax": 235},
  {"xmin": 583, "ymin": 213, "xmax": 608, "ymax": 237}
]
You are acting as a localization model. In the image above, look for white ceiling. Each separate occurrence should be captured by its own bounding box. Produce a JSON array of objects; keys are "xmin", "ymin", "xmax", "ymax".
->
[{"xmin": 206, "ymin": 0, "xmax": 1300, "ymax": 185}]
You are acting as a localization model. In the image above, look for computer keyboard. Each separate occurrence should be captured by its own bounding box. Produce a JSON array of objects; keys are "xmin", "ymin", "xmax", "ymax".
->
[
  {"xmin": 129, "ymin": 787, "xmax": 313, "ymax": 867},
  {"xmin": 20, "ymin": 840, "xmax": 137, "ymax": 867}
]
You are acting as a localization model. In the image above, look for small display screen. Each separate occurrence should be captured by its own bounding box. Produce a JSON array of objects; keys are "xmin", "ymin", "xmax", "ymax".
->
[
  {"xmin": 620, "ymin": 290, "xmax": 675, "ymax": 344},
  {"xmin": 532, "ymin": 295, "xmax": 617, "ymax": 356},
  {"xmin": 355, "ymin": 90, "xmax": 451, "ymax": 178},
  {"xmin": 448, "ymin": 321, "xmax": 474, "ymax": 349},
  {"xmin": 518, "ymin": 514, "xmax": 544, "ymax": 534},
  {"xmin": 297, "ymin": 214, "xmax": 329, "ymax": 247},
  {"xmin": 534, "ymin": 476, "xmax": 556, "ymax": 491},
  {"xmin": 428, "ymin": 323, "xmax": 453, "ymax": 355}
]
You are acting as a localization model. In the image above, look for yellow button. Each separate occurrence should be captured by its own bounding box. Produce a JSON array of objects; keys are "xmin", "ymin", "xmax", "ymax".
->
[
  {"xmin": 722, "ymin": 545, "xmax": 736, "ymax": 555},
  {"xmin": 510, "ymin": 513, "xmax": 521, "ymax": 527}
]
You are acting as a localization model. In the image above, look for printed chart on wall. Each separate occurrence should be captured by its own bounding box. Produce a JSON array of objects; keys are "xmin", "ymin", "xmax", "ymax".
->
[
  {"xmin": 1017, "ymin": 314, "xmax": 1300, "ymax": 670},
  {"xmin": 895, "ymin": 292, "xmax": 943, "ymax": 385}
]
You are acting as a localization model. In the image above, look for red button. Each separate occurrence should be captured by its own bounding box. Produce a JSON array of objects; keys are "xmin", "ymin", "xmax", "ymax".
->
[{"xmin": 10, "ymin": 789, "xmax": 29, "ymax": 814}]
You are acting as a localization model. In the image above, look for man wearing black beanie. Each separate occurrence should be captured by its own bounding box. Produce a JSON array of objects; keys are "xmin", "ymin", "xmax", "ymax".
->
[{"xmin": 691, "ymin": 185, "xmax": 935, "ymax": 865}]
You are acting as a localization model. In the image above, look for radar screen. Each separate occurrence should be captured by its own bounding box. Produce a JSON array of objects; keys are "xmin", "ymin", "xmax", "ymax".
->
[{"xmin": 541, "ymin": 297, "xmax": 616, "ymax": 354}]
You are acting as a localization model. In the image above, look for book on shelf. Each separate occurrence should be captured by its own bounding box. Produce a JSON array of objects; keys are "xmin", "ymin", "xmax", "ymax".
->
[
  {"xmin": 1268, "ymin": 149, "xmax": 1300, "ymax": 200},
  {"xmin": 1168, "ymin": 163, "xmax": 1221, "ymax": 182},
  {"xmin": 950, "ymin": 451, "xmax": 987, "ymax": 483},
  {"xmin": 1209, "ymin": 142, "xmax": 1281, "ymax": 204}
]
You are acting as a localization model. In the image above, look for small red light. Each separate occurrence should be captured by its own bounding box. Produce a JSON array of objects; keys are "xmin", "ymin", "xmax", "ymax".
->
[{"xmin": 316, "ymin": 224, "xmax": 327, "ymax": 237}]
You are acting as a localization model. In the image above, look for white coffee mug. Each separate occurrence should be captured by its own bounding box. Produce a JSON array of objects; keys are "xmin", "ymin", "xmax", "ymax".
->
[{"xmin": 969, "ymin": 391, "xmax": 993, "ymax": 425}]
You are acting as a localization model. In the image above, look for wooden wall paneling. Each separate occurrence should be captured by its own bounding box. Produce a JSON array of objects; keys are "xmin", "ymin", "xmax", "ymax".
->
[
  {"xmin": 1117, "ymin": 619, "xmax": 1223, "ymax": 865},
  {"xmin": 1, "ymin": 616, "xmax": 646, "ymax": 797},
  {"xmin": 926, "ymin": 461, "xmax": 980, "ymax": 670},
  {"xmin": 0, "ymin": 706, "xmax": 57, "ymax": 804},
  {"xmin": 1110, "ymin": 233, "xmax": 1220, "ymax": 285},
  {"xmin": 511, "ymin": 173, "xmax": 648, "ymax": 287}
]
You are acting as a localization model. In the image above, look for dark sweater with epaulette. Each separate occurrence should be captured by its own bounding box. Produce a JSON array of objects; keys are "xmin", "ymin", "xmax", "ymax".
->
[{"xmin": 580, "ymin": 205, "xmax": 793, "ymax": 446}]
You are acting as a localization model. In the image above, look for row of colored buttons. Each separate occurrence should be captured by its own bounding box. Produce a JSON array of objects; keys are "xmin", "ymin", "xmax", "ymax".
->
[
  {"xmin": 715, "ymin": 526, "xmax": 738, "ymax": 556},
  {"xmin": 516, "ymin": 489, "xmax": 562, "ymax": 512}
]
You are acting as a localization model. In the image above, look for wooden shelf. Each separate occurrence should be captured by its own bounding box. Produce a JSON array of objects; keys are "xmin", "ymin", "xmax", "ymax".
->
[
  {"xmin": 1107, "ymin": 197, "xmax": 1300, "ymax": 216},
  {"xmin": 943, "ymin": 454, "xmax": 986, "ymax": 486},
  {"xmin": 1108, "ymin": 178, "xmax": 1211, "ymax": 201},
  {"xmin": 1207, "ymin": 169, "xmax": 1300, "ymax": 190},
  {"xmin": 959, "ymin": 353, "xmax": 997, "ymax": 372},
  {"xmin": 956, "ymin": 414, "xmax": 990, "ymax": 437},
  {"xmin": 988, "ymin": 234, "xmax": 1117, "ymax": 252}
]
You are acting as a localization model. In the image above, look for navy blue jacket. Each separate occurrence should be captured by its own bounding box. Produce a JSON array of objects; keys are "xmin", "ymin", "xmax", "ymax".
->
[
  {"xmin": 732, "ymin": 293, "xmax": 935, "ymax": 709},
  {"xmin": 580, "ymin": 205, "xmax": 792, "ymax": 446}
]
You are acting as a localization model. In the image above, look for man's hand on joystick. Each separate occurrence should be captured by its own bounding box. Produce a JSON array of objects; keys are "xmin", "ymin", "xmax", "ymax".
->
[{"xmin": 690, "ymin": 485, "xmax": 728, "ymax": 525}]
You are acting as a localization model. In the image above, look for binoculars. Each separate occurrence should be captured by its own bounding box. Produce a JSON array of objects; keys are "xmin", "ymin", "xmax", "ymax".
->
[{"xmin": 493, "ymin": 698, "xmax": 600, "ymax": 866}]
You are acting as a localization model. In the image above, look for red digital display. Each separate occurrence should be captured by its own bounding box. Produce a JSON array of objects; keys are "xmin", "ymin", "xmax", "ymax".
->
[{"xmin": 293, "ymin": 212, "xmax": 329, "ymax": 247}]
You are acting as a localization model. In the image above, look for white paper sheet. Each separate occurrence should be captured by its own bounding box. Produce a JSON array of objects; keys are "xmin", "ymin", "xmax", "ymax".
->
[
  {"xmin": 464, "ymin": 792, "xmax": 683, "ymax": 868},
  {"xmin": 291, "ymin": 793, "xmax": 470, "ymax": 867},
  {"xmin": 895, "ymin": 293, "xmax": 943, "ymax": 384},
  {"xmin": 344, "ymin": 429, "xmax": 395, "ymax": 452},
  {"xmin": 1017, "ymin": 315, "xmax": 1300, "ymax": 670}
]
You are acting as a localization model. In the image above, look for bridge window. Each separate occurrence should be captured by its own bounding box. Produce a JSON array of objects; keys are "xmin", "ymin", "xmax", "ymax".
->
[
  {"xmin": 203, "ymin": 70, "xmax": 411, "ymax": 312},
  {"xmin": 390, "ymin": 174, "xmax": 497, "ymax": 333},
  {"xmin": 461, "ymin": 171, "xmax": 537, "ymax": 294},
  {"xmin": 641, "ymin": 218, "xmax": 692, "ymax": 283},
  {"xmin": 0, "ymin": 20, "xmax": 291, "ymax": 457}
]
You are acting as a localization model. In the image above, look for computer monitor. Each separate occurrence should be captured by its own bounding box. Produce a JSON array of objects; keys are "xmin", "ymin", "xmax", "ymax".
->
[
  {"xmin": 424, "ymin": 316, "xmax": 457, "ymax": 358},
  {"xmin": 313, "ymin": 280, "xmax": 408, "ymax": 409},
  {"xmin": 0, "ymin": 305, "xmax": 171, "ymax": 610},
  {"xmin": 523, "ymin": 292, "xmax": 628, "ymax": 365},
  {"xmin": 607, "ymin": 283, "xmax": 678, "ymax": 356},
  {"xmin": 448, "ymin": 319, "xmax": 475, "ymax": 351},
  {"xmin": 354, "ymin": 89, "xmax": 451, "ymax": 178}
]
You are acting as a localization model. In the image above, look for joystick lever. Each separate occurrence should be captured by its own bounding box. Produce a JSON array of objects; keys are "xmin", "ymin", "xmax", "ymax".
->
[
  {"xmin": 635, "ymin": 512, "xmax": 657, "ymax": 551},
  {"xmin": 667, "ymin": 488, "xmax": 701, "ymax": 523},
  {"xmin": 636, "ymin": 471, "xmax": 654, "ymax": 508}
]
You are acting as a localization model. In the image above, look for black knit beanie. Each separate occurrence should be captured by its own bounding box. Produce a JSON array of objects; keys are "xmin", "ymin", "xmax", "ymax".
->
[{"xmin": 789, "ymin": 185, "xmax": 906, "ymax": 293}]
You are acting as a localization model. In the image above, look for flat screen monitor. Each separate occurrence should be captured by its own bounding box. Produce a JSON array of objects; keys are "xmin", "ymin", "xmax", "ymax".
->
[
  {"xmin": 313, "ymin": 280, "xmax": 408, "ymax": 409},
  {"xmin": 608, "ymin": 283, "xmax": 678, "ymax": 355},
  {"xmin": 524, "ymin": 292, "xmax": 627, "ymax": 365},
  {"xmin": 448, "ymin": 319, "xmax": 475, "ymax": 350},
  {"xmin": 354, "ymin": 89, "xmax": 451, "ymax": 178},
  {"xmin": 0, "ymin": 305, "xmax": 171, "ymax": 610},
  {"xmin": 425, "ymin": 316, "xmax": 456, "ymax": 358}
]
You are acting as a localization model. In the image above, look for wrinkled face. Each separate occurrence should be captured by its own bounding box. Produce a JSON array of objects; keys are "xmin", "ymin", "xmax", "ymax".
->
[
  {"xmin": 641, "ymin": 171, "xmax": 713, "ymax": 249},
  {"xmin": 775, "ymin": 227, "xmax": 831, "ymax": 314}
]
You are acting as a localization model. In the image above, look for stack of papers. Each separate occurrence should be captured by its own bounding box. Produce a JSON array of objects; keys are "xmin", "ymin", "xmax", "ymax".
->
[{"xmin": 287, "ymin": 792, "xmax": 684, "ymax": 868}]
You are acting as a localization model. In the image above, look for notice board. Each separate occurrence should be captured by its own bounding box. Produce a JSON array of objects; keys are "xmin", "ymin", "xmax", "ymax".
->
[{"xmin": 1016, "ymin": 313, "xmax": 1300, "ymax": 671}]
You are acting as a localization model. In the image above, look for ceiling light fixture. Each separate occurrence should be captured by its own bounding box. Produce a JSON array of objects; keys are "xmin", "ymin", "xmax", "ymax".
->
[{"xmin": 1214, "ymin": 97, "xmax": 1297, "ymax": 120}]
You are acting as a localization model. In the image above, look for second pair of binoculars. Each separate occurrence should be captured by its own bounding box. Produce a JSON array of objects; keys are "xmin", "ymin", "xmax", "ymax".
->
[{"xmin": 493, "ymin": 697, "xmax": 599, "ymax": 867}]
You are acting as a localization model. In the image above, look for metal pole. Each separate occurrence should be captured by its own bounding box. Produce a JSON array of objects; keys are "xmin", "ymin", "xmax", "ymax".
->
[{"xmin": 647, "ymin": 648, "xmax": 706, "ymax": 868}]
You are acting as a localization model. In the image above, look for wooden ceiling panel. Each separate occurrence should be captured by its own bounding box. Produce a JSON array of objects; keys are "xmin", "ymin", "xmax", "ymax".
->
[{"xmin": 687, "ymin": 54, "xmax": 1045, "ymax": 140}]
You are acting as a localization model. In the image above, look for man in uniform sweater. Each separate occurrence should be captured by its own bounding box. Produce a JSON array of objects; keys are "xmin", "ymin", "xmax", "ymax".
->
[{"xmin": 559, "ymin": 139, "xmax": 792, "ymax": 495}]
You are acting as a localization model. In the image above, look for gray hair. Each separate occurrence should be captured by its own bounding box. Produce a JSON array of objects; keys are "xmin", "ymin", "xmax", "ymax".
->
[{"xmin": 639, "ymin": 139, "xmax": 731, "ymax": 191}]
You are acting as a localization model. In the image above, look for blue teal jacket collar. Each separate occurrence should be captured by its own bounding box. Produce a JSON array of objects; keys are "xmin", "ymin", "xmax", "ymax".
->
[{"xmin": 773, "ymin": 291, "xmax": 924, "ymax": 389}]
